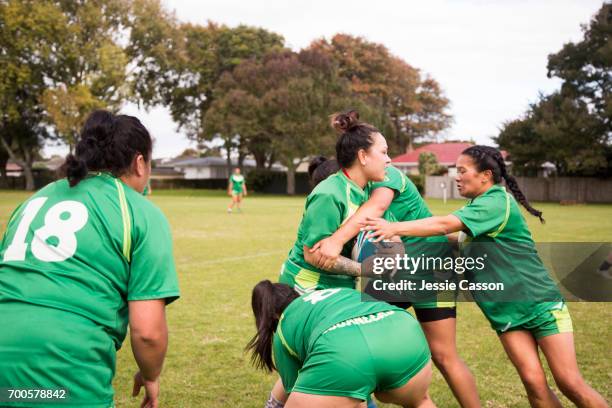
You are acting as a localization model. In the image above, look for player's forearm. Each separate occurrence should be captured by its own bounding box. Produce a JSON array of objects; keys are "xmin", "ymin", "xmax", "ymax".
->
[
  {"xmin": 130, "ymin": 326, "xmax": 168, "ymax": 381},
  {"xmin": 324, "ymin": 255, "xmax": 361, "ymax": 277},
  {"xmin": 393, "ymin": 216, "xmax": 461, "ymax": 237},
  {"xmin": 333, "ymin": 200, "xmax": 387, "ymax": 245}
]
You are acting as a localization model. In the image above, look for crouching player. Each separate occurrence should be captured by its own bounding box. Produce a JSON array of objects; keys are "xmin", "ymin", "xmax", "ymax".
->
[{"xmin": 247, "ymin": 281, "xmax": 436, "ymax": 408}]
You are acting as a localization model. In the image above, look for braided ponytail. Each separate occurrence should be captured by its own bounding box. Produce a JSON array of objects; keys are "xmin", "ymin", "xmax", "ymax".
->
[{"xmin": 463, "ymin": 145, "xmax": 545, "ymax": 223}]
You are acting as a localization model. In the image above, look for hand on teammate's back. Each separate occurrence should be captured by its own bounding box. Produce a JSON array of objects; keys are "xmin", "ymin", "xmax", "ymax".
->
[{"xmin": 133, "ymin": 371, "xmax": 160, "ymax": 408}]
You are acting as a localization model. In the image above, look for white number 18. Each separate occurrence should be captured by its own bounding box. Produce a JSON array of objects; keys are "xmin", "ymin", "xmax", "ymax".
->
[{"xmin": 3, "ymin": 197, "xmax": 88, "ymax": 262}]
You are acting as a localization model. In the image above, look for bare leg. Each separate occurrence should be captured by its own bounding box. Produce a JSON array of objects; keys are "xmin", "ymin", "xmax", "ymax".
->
[
  {"xmin": 285, "ymin": 392, "xmax": 365, "ymax": 408},
  {"xmin": 236, "ymin": 194, "xmax": 242, "ymax": 211},
  {"xmin": 420, "ymin": 318, "xmax": 481, "ymax": 408},
  {"xmin": 538, "ymin": 333, "xmax": 608, "ymax": 408},
  {"xmin": 228, "ymin": 194, "xmax": 238, "ymax": 212},
  {"xmin": 271, "ymin": 378, "xmax": 288, "ymax": 404},
  {"xmin": 375, "ymin": 361, "xmax": 436, "ymax": 408},
  {"xmin": 499, "ymin": 330, "xmax": 562, "ymax": 408}
]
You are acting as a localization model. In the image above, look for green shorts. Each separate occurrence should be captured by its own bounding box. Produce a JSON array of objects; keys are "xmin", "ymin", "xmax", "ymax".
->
[
  {"xmin": 497, "ymin": 303, "xmax": 573, "ymax": 339},
  {"xmin": 0, "ymin": 302, "xmax": 116, "ymax": 407},
  {"xmin": 279, "ymin": 259, "xmax": 357, "ymax": 294},
  {"xmin": 278, "ymin": 310, "xmax": 431, "ymax": 400},
  {"xmin": 231, "ymin": 190, "xmax": 243, "ymax": 196}
]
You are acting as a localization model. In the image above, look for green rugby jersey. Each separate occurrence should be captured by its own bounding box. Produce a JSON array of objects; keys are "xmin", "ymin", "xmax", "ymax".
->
[
  {"xmin": 283, "ymin": 171, "xmax": 366, "ymax": 289},
  {"xmin": 366, "ymin": 166, "xmax": 448, "ymax": 245},
  {"xmin": 230, "ymin": 174, "xmax": 245, "ymax": 193},
  {"xmin": 365, "ymin": 166, "xmax": 453, "ymax": 305},
  {"xmin": 274, "ymin": 288, "xmax": 400, "ymax": 365},
  {"xmin": 453, "ymin": 184, "xmax": 563, "ymax": 331},
  {"xmin": 0, "ymin": 173, "xmax": 180, "ymax": 348}
]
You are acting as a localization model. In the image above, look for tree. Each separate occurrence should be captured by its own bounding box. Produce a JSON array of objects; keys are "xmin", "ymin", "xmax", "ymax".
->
[
  {"xmin": 496, "ymin": 92, "xmax": 608, "ymax": 176},
  {"xmin": 40, "ymin": 0, "xmax": 130, "ymax": 152},
  {"xmin": 203, "ymin": 88, "xmax": 261, "ymax": 170},
  {"xmin": 308, "ymin": 34, "xmax": 452, "ymax": 155},
  {"xmin": 418, "ymin": 152, "xmax": 444, "ymax": 175},
  {"xmin": 547, "ymin": 3, "xmax": 611, "ymax": 138},
  {"xmin": 497, "ymin": 4, "xmax": 611, "ymax": 177},
  {"xmin": 128, "ymin": 5, "xmax": 285, "ymax": 160},
  {"xmin": 0, "ymin": 0, "xmax": 66, "ymax": 189},
  {"xmin": 206, "ymin": 48, "xmax": 382, "ymax": 194},
  {"xmin": 0, "ymin": 0, "xmax": 134, "ymax": 189}
]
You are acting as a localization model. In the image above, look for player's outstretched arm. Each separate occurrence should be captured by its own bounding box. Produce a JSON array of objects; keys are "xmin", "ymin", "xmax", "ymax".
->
[
  {"xmin": 129, "ymin": 299, "xmax": 168, "ymax": 408},
  {"xmin": 362, "ymin": 215, "xmax": 465, "ymax": 242},
  {"xmin": 309, "ymin": 187, "xmax": 394, "ymax": 267}
]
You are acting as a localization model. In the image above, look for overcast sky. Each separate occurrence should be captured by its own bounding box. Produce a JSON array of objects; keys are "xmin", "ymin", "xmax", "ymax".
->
[{"xmin": 43, "ymin": 0, "xmax": 605, "ymax": 159}]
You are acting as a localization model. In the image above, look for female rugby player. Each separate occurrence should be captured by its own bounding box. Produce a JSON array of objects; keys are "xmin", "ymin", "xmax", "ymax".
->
[
  {"xmin": 248, "ymin": 280, "xmax": 435, "ymax": 408},
  {"xmin": 363, "ymin": 145, "xmax": 608, "ymax": 408},
  {"xmin": 227, "ymin": 167, "xmax": 247, "ymax": 213},
  {"xmin": 0, "ymin": 110, "xmax": 180, "ymax": 408}
]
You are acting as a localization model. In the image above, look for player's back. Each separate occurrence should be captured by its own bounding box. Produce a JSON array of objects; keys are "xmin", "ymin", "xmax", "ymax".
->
[{"xmin": 0, "ymin": 173, "xmax": 140, "ymax": 344}]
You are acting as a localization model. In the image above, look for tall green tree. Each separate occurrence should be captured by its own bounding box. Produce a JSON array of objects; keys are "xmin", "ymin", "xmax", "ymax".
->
[
  {"xmin": 206, "ymin": 48, "xmax": 385, "ymax": 194},
  {"xmin": 497, "ymin": 3, "xmax": 611, "ymax": 177},
  {"xmin": 547, "ymin": 3, "xmax": 611, "ymax": 137},
  {"xmin": 309, "ymin": 34, "xmax": 452, "ymax": 155},
  {"xmin": 128, "ymin": 4, "xmax": 284, "ymax": 153},
  {"xmin": 41, "ymin": 0, "xmax": 130, "ymax": 152},
  {"xmin": 497, "ymin": 92, "xmax": 608, "ymax": 176},
  {"xmin": 0, "ymin": 0, "xmax": 66, "ymax": 189}
]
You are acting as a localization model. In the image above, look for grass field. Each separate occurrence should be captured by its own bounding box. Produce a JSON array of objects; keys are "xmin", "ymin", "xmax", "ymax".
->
[{"xmin": 1, "ymin": 189, "xmax": 611, "ymax": 407}]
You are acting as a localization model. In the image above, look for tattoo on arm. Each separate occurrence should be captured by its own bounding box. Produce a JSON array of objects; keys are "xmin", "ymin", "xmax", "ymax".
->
[{"xmin": 326, "ymin": 256, "xmax": 361, "ymax": 277}]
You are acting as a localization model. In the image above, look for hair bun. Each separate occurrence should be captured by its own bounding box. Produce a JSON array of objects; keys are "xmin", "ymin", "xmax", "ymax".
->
[
  {"xmin": 308, "ymin": 156, "xmax": 328, "ymax": 177},
  {"xmin": 80, "ymin": 110, "xmax": 116, "ymax": 150},
  {"xmin": 331, "ymin": 110, "xmax": 360, "ymax": 133}
]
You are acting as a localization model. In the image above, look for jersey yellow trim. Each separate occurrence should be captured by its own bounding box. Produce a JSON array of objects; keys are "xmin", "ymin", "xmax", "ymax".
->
[
  {"xmin": 390, "ymin": 165, "xmax": 407, "ymax": 193},
  {"xmin": 294, "ymin": 269, "xmax": 321, "ymax": 291},
  {"xmin": 344, "ymin": 183, "xmax": 360, "ymax": 223},
  {"xmin": 114, "ymin": 179, "xmax": 132, "ymax": 262},
  {"xmin": 488, "ymin": 189, "xmax": 511, "ymax": 238},
  {"xmin": 277, "ymin": 316, "xmax": 299, "ymax": 358}
]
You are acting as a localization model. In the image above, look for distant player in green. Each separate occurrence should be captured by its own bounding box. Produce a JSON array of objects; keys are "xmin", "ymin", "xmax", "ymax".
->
[
  {"xmin": 279, "ymin": 110, "xmax": 391, "ymax": 293},
  {"xmin": 363, "ymin": 146, "xmax": 607, "ymax": 408},
  {"xmin": 247, "ymin": 281, "xmax": 435, "ymax": 408},
  {"xmin": 227, "ymin": 167, "xmax": 247, "ymax": 213},
  {"xmin": 0, "ymin": 111, "xmax": 180, "ymax": 408},
  {"xmin": 309, "ymin": 164, "xmax": 481, "ymax": 408}
]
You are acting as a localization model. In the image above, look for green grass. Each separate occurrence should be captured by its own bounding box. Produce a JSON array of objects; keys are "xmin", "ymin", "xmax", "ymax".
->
[{"xmin": 0, "ymin": 190, "xmax": 611, "ymax": 407}]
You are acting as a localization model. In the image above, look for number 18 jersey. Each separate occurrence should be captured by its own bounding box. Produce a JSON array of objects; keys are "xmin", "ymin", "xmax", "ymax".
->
[{"xmin": 0, "ymin": 173, "xmax": 180, "ymax": 349}]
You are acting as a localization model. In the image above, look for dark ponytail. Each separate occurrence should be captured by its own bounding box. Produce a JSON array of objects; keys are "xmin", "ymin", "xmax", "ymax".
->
[
  {"xmin": 62, "ymin": 110, "xmax": 152, "ymax": 187},
  {"xmin": 462, "ymin": 145, "xmax": 545, "ymax": 223},
  {"xmin": 246, "ymin": 280, "xmax": 299, "ymax": 372},
  {"xmin": 308, "ymin": 156, "xmax": 340, "ymax": 187},
  {"xmin": 332, "ymin": 110, "xmax": 380, "ymax": 168}
]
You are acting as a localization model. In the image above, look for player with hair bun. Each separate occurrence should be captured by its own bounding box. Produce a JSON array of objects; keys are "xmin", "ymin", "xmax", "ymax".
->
[{"xmin": 278, "ymin": 110, "xmax": 391, "ymax": 293}]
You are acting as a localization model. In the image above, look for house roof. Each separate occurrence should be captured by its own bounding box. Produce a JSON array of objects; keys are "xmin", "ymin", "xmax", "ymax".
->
[
  {"xmin": 392, "ymin": 143, "xmax": 509, "ymax": 165},
  {"xmin": 392, "ymin": 142, "xmax": 474, "ymax": 165}
]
